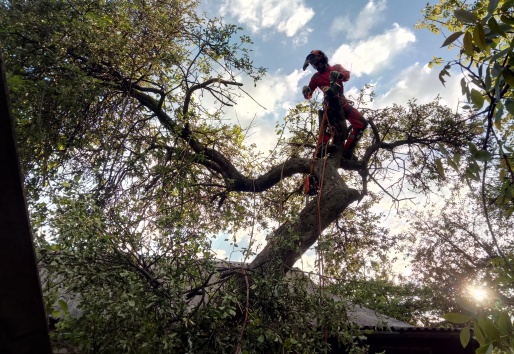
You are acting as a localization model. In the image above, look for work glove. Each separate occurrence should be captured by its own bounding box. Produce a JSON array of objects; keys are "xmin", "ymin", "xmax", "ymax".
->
[
  {"xmin": 329, "ymin": 71, "xmax": 342, "ymax": 86},
  {"xmin": 327, "ymin": 71, "xmax": 342, "ymax": 98},
  {"xmin": 330, "ymin": 71, "xmax": 342, "ymax": 81},
  {"xmin": 302, "ymin": 85, "xmax": 312, "ymax": 99}
]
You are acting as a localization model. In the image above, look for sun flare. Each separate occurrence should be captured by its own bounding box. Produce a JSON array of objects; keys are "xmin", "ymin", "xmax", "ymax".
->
[{"xmin": 469, "ymin": 286, "xmax": 487, "ymax": 303}]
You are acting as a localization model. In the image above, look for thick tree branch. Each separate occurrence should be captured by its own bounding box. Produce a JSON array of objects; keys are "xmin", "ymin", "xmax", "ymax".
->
[
  {"xmin": 250, "ymin": 163, "xmax": 360, "ymax": 273},
  {"xmin": 127, "ymin": 84, "xmax": 317, "ymax": 193}
]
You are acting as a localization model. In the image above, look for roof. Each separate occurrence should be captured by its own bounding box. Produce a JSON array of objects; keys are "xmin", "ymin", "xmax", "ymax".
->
[{"xmin": 347, "ymin": 303, "xmax": 414, "ymax": 329}]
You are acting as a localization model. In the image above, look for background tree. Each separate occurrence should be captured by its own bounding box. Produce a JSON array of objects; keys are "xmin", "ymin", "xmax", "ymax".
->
[
  {"xmin": 0, "ymin": 0, "xmax": 485, "ymax": 352},
  {"xmin": 414, "ymin": 0, "xmax": 514, "ymax": 352}
]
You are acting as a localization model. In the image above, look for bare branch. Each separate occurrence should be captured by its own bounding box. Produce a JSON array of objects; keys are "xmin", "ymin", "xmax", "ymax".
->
[{"xmin": 183, "ymin": 78, "xmax": 243, "ymax": 115}]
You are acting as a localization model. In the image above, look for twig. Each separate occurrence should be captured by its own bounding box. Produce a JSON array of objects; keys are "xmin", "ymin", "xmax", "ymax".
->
[{"xmin": 183, "ymin": 78, "xmax": 243, "ymax": 115}]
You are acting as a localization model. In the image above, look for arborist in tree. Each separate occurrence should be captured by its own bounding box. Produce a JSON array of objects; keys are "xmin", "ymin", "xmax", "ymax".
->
[{"xmin": 302, "ymin": 50, "xmax": 368, "ymax": 159}]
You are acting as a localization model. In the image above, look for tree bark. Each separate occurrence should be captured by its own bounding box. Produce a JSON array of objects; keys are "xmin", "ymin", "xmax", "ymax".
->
[{"xmin": 250, "ymin": 160, "xmax": 360, "ymax": 274}]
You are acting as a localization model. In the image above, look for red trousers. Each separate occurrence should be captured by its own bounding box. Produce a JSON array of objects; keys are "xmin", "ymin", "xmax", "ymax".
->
[{"xmin": 319, "ymin": 103, "xmax": 367, "ymax": 150}]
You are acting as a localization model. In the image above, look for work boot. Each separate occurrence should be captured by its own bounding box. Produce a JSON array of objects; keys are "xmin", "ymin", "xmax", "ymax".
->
[{"xmin": 316, "ymin": 143, "xmax": 338, "ymax": 158}]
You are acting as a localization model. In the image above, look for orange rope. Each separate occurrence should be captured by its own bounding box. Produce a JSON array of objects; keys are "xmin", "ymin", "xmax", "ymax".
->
[
  {"xmin": 313, "ymin": 93, "xmax": 342, "ymax": 345},
  {"xmin": 316, "ymin": 125, "xmax": 331, "ymax": 293},
  {"xmin": 311, "ymin": 106, "xmax": 336, "ymax": 298},
  {"xmin": 309, "ymin": 107, "xmax": 329, "ymax": 175},
  {"xmin": 306, "ymin": 104, "xmax": 338, "ymax": 292}
]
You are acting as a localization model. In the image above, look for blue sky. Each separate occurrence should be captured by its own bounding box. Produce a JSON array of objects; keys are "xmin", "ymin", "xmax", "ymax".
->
[{"xmin": 199, "ymin": 0, "xmax": 464, "ymax": 267}]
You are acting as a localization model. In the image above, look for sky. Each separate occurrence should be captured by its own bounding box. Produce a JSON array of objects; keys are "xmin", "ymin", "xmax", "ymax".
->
[
  {"xmin": 199, "ymin": 0, "xmax": 464, "ymax": 152},
  {"xmin": 198, "ymin": 0, "xmax": 466, "ymax": 271}
]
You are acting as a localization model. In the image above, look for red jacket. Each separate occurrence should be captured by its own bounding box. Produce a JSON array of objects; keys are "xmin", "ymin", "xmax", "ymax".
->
[{"xmin": 306, "ymin": 64, "xmax": 350, "ymax": 98}]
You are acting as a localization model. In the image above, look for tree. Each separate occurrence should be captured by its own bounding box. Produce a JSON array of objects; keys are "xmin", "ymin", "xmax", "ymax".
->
[
  {"xmin": 1, "ymin": 0, "xmax": 482, "ymax": 351},
  {"xmin": 414, "ymin": 0, "xmax": 514, "ymax": 352},
  {"xmin": 418, "ymin": 0, "xmax": 514, "ymax": 214}
]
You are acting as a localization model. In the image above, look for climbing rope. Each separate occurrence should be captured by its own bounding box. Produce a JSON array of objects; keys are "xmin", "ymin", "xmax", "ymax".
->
[{"xmin": 303, "ymin": 104, "xmax": 337, "ymax": 298}]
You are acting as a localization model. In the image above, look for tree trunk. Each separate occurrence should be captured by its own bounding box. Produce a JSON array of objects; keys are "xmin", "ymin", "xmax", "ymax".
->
[{"xmin": 250, "ymin": 160, "xmax": 360, "ymax": 274}]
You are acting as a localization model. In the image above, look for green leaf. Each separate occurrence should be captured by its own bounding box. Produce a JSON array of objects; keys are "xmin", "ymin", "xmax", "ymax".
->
[
  {"xmin": 485, "ymin": 67, "xmax": 492, "ymax": 90},
  {"xmin": 487, "ymin": 47, "xmax": 512, "ymax": 62},
  {"xmin": 460, "ymin": 326, "xmax": 471, "ymax": 348},
  {"xmin": 488, "ymin": 0, "xmax": 501, "ymax": 15},
  {"xmin": 502, "ymin": 68, "xmax": 514, "ymax": 87},
  {"xmin": 470, "ymin": 88, "xmax": 485, "ymax": 108},
  {"xmin": 498, "ymin": 311, "xmax": 513, "ymax": 336},
  {"xmin": 488, "ymin": 16, "xmax": 505, "ymax": 36},
  {"xmin": 474, "ymin": 149, "xmax": 493, "ymax": 162},
  {"xmin": 461, "ymin": 77, "xmax": 470, "ymax": 96},
  {"xmin": 476, "ymin": 343, "xmax": 493, "ymax": 354},
  {"xmin": 441, "ymin": 31, "xmax": 464, "ymax": 47},
  {"xmin": 466, "ymin": 167, "xmax": 480, "ymax": 181},
  {"xmin": 464, "ymin": 31, "xmax": 474, "ymax": 55},
  {"xmin": 58, "ymin": 299, "xmax": 68, "ymax": 313},
  {"xmin": 447, "ymin": 156, "xmax": 459, "ymax": 171},
  {"xmin": 474, "ymin": 322, "xmax": 487, "ymax": 345},
  {"xmin": 442, "ymin": 312, "xmax": 473, "ymax": 323},
  {"xmin": 468, "ymin": 161, "xmax": 480, "ymax": 173},
  {"xmin": 474, "ymin": 23, "xmax": 487, "ymax": 50},
  {"xmin": 478, "ymin": 316, "xmax": 500, "ymax": 341},
  {"xmin": 455, "ymin": 9, "xmax": 478, "ymax": 23},
  {"xmin": 438, "ymin": 143, "xmax": 449, "ymax": 156},
  {"xmin": 495, "ymin": 105, "xmax": 504, "ymax": 129},
  {"xmin": 500, "ymin": 14, "xmax": 514, "ymax": 25},
  {"xmin": 435, "ymin": 158, "xmax": 445, "ymax": 178},
  {"xmin": 505, "ymin": 99, "xmax": 514, "ymax": 115},
  {"xmin": 468, "ymin": 142, "xmax": 479, "ymax": 155},
  {"xmin": 128, "ymin": 300, "xmax": 136, "ymax": 307}
]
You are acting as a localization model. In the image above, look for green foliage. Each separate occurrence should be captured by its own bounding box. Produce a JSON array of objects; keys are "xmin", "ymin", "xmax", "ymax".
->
[
  {"xmin": 442, "ymin": 313, "xmax": 474, "ymax": 323},
  {"xmin": 401, "ymin": 187, "xmax": 514, "ymax": 351},
  {"xmin": 418, "ymin": 5, "xmax": 514, "ymax": 350},
  {"xmin": 418, "ymin": 0, "xmax": 514, "ymax": 214},
  {"xmin": 0, "ymin": 0, "xmax": 265, "ymax": 205},
  {"xmin": 1, "ymin": 0, "xmax": 371, "ymax": 352},
  {"xmin": 444, "ymin": 309, "xmax": 514, "ymax": 353},
  {"xmin": 41, "ymin": 221, "xmax": 367, "ymax": 352},
  {"xmin": 6, "ymin": 0, "xmax": 509, "ymax": 351}
]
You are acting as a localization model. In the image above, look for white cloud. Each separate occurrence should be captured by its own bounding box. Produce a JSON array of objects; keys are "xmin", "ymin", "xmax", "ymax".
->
[
  {"xmin": 330, "ymin": 0, "xmax": 388, "ymax": 40},
  {"xmin": 370, "ymin": 63, "xmax": 465, "ymax": 109},
  {"xmin": 193, "ymin": 68, "xmax": 308, "ymax": 154},
  {"xmin": 229, "ymin": 69, "xmax": 308, "ymax": 151},
  {"xmin": 332, "ymin": 23, "xmax": 416, "ymax": 77},
  {"xmin": 220, "ymin": 0, "xmax": 314, "ymax": 37},
  {"xmin": 212, "ymin": 247, "xmax": 228, "ymax": 260}
]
